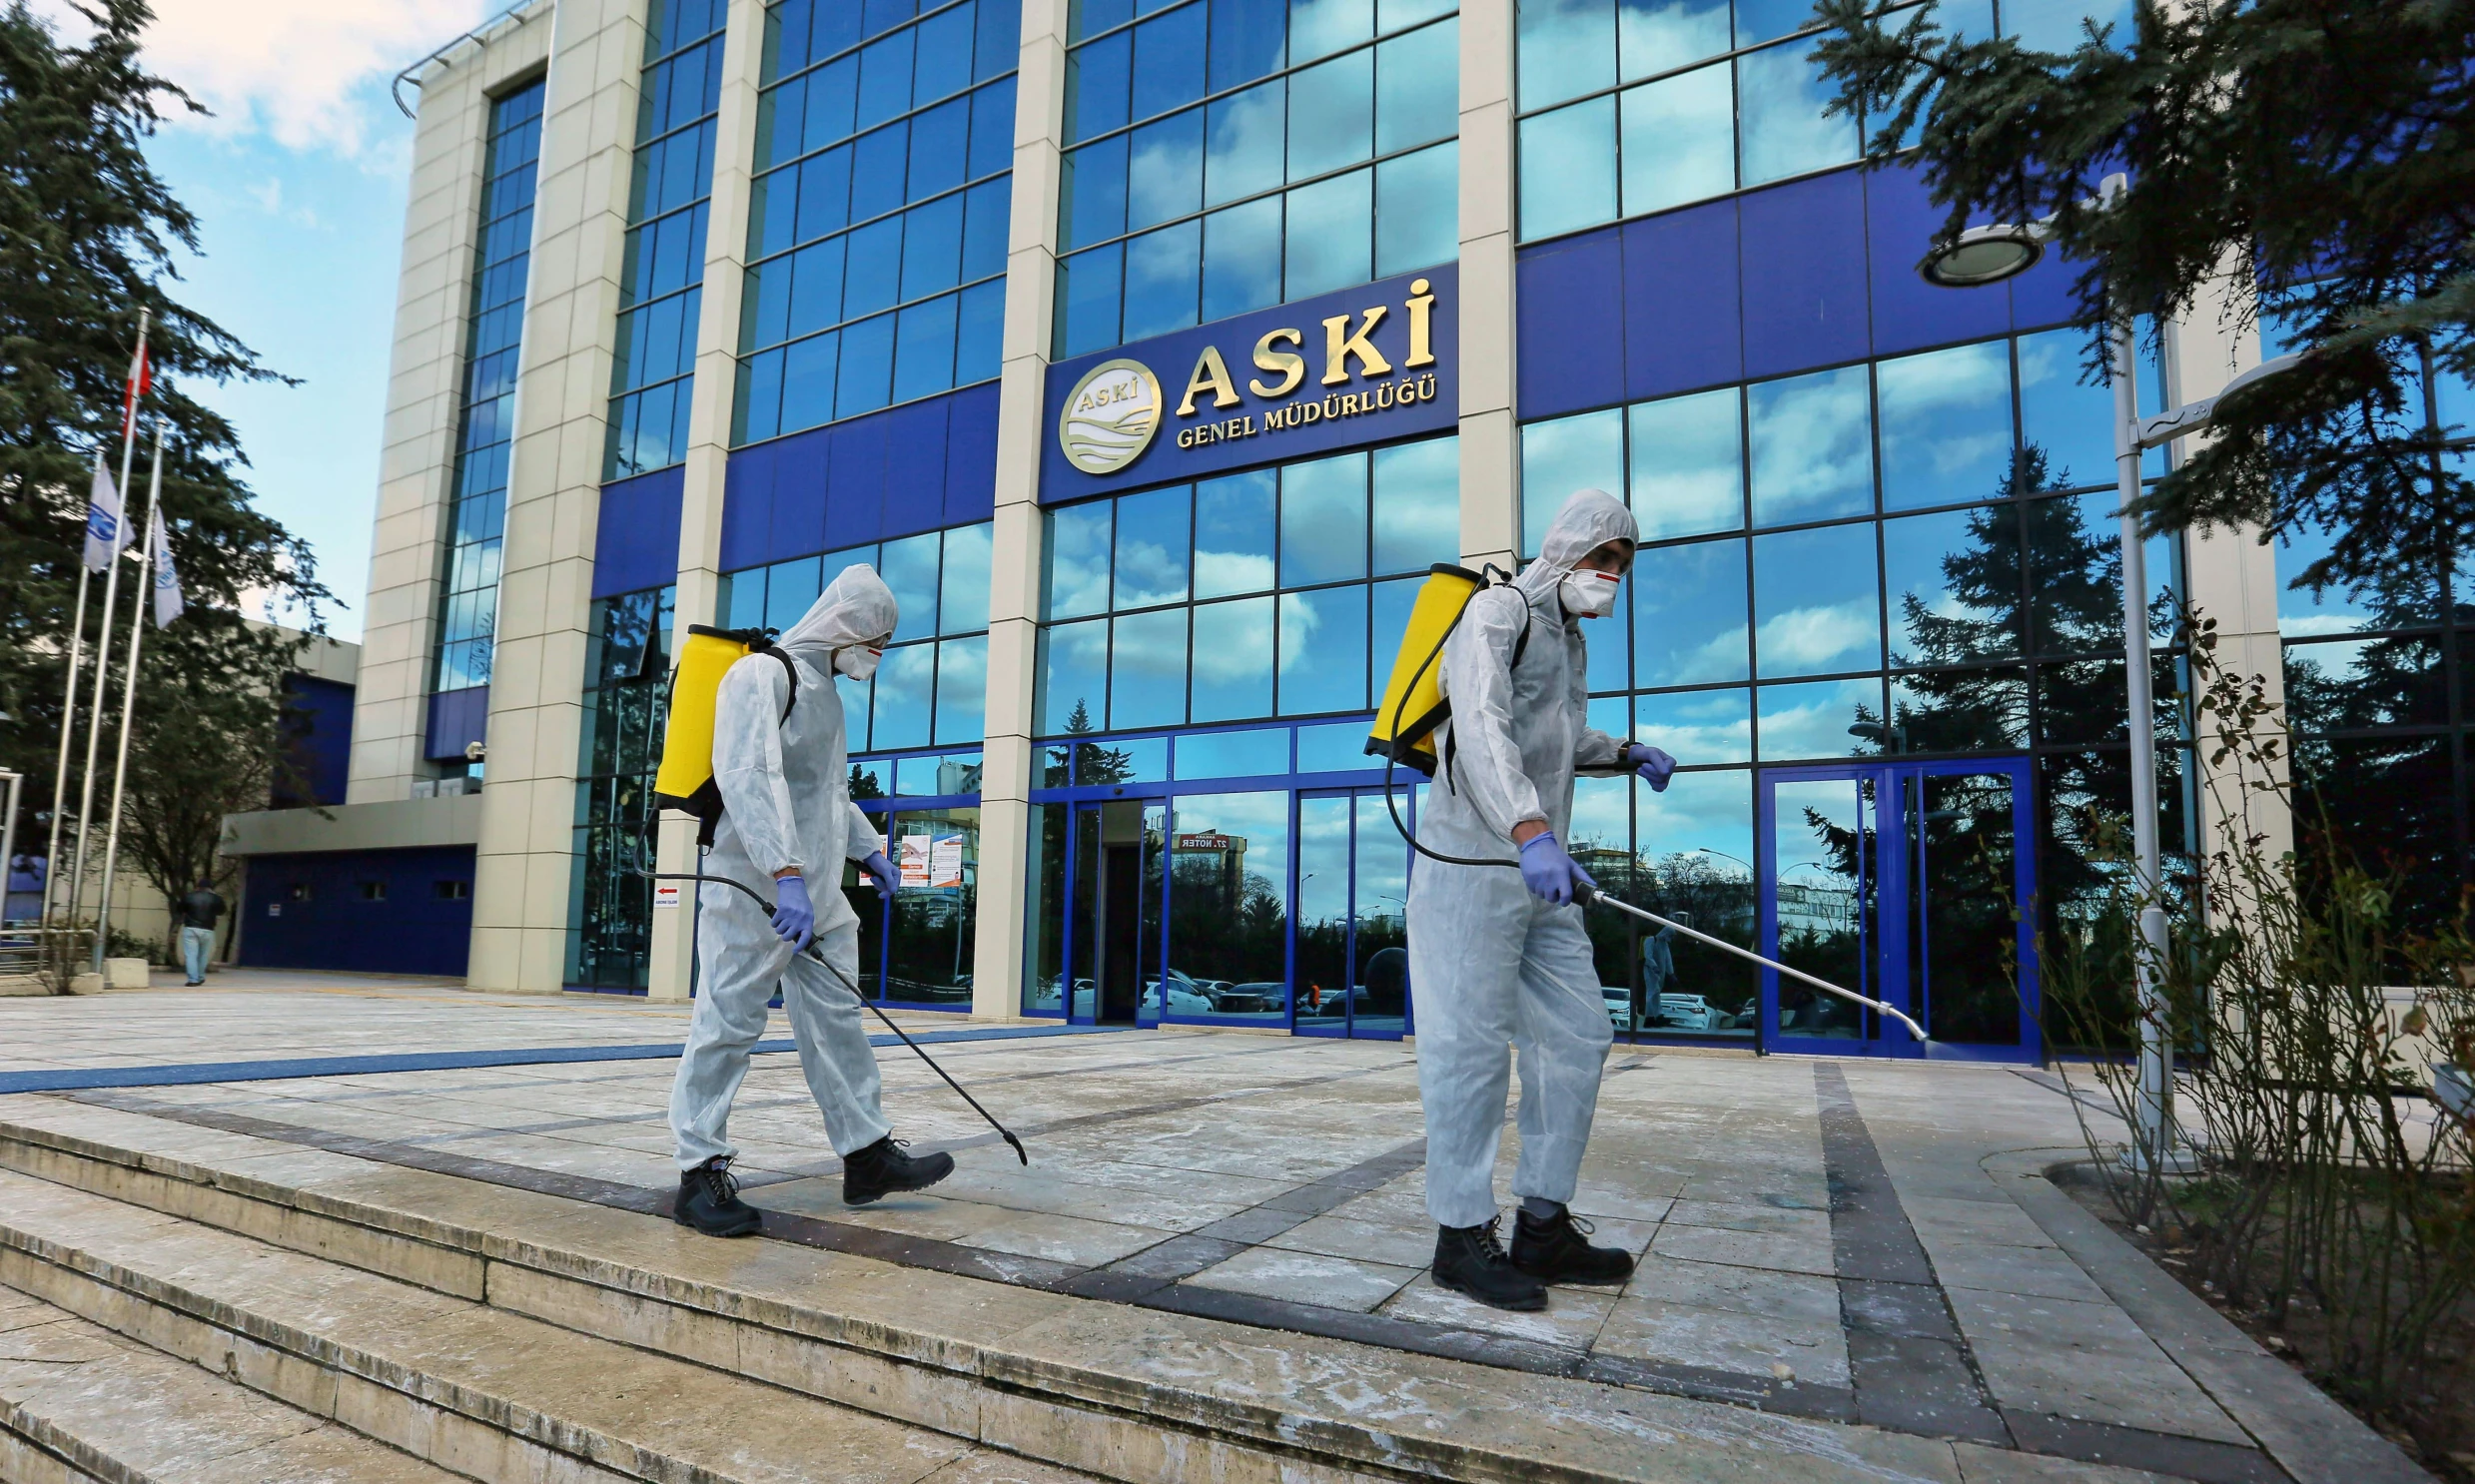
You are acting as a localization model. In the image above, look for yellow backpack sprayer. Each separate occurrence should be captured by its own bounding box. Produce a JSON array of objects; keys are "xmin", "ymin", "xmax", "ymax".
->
[{"xmin": 1363, "ymin": 563, "xmax": 1933, "ymax": 1046}]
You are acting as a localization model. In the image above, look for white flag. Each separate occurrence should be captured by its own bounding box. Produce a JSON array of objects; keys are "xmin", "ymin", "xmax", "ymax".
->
[
  {"xmin": 81, "ymin": 464, "xmax": 124, "ymax": 572},
  {"xmin": 150, "ymin": 508, "xmax": 183, "ymax": 627}
]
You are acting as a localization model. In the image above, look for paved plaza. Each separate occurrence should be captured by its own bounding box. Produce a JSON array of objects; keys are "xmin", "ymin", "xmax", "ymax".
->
[{"xmin": 0, "ymin": 974, "xmax": 2433, "ymax": 1482}]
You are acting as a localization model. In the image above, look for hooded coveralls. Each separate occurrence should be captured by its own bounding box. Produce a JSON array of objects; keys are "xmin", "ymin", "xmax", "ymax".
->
[
  {"xmin": 1408, "ymin": 488, "xmax": 1642, "ymax": 1229},
  {"xmin": 670, "ymin": 566, "xmax": 897, "ymax": 1168}
]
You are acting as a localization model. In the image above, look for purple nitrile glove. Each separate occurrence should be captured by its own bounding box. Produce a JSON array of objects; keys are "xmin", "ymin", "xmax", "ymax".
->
[
  {"xmin": 1625, "ymin": 742, "xmax": 1678, "ymax": 792},
  {"xmin": 862, "ymin": 850, "xmax": 899, "ymax": 901},
  {"xmin": 770, "ymin": 873, "xmax": 816, "ymax": 952},
  {"xmin": 1517, "ymin": 831, "xmax": 1597, "ymax": 907}
]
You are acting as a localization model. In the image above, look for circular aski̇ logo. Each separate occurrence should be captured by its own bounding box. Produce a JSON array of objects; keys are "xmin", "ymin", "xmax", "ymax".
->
[{"xmin": 1058, "ymin": 359, "xmax": 1162, "ymax": 475}]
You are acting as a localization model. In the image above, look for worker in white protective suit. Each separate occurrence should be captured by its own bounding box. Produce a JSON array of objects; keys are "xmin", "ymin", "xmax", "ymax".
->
[
  {"xmin": 1408, "ymin": 488, "xmax": 1679, "ymax": 1310},
  {"xmin": 669, "ymin": 565, "xmax": 955, "ymax": 1236}
]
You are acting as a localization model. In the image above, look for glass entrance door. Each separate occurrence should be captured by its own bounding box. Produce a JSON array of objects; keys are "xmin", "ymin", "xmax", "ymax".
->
[
  {"xmin": 1069, "ymin": 798, "xmax": 1164, "ymax": 1025},
  {"xmin": 1295, "ymin": 789, "xmax": 1414, "ymax": 1040},
  {"xmin": 1758, "ymin": 757, "xmax": 2038, "ymax": 1059}
]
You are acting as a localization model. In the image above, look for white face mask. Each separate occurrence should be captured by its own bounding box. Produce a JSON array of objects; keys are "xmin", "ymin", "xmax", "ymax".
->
[
  {"xmin": 1559, "ymin": 568, "xmax": 1621, "ymax": 619},
  {"xmin": 833, "ymin": 645, "xmax": 885, "ymax": 682}
]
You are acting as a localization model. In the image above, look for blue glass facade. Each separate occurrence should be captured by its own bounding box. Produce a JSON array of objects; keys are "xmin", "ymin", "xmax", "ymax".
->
[{"xmin": 429, "ymin": 80, "xmax": 545, "ymax": 758}]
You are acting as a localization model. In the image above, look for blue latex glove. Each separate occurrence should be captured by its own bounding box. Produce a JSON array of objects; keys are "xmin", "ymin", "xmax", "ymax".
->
[
  {"xmin": 1517, "ymin": 831, "xmax": 1597, "ymax": 907},
  {"xmin": 1625, "ymin": 742, "xmax": 1679, "ymax": 792},
  {"xmin": 769, "ymin": 873, "xmax": 815, "ymax": 952},
  {"xmin": 862, "ymin": 850, "xmax": 899, "ymax": 901}
]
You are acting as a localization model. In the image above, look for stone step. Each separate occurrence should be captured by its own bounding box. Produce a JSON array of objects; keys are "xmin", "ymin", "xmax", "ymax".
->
[
  {"xmin": 0, "ymin": 1282, "xmax": 459, "ymax": 1484},
  {"xmin": 0, "ymin": 1167, "xmax": 1102, "ymax": 1484},
  {"xmin": 0, "ymin": 1097, "xmax": 2131, "ymax": 1484}
]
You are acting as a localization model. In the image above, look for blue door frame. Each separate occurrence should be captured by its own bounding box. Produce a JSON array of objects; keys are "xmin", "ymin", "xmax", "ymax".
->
[{"xmin": 1758, "ymin": 756, "xmax": 2040, "ymax": 1062}]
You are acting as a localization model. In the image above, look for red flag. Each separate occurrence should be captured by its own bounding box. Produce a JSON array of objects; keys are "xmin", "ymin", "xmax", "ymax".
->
[{"xmin": 121, "ymin": 334, "xmax": 150, "ymax": 439}]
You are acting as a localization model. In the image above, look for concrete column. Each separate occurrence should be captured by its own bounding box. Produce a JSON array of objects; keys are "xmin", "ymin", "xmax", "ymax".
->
[
  {"xmin": 1457, "ymin": 0, "xmax": 1519, "ymax": 571},
  {"xmin": 466, "ymin": 0, "xmax": 647, "ymax": 993},
  {"xmin": 969, "ymin": 0, "xmax": 1069, "ymax": 1022},
  {"xmin": 349, "ymin": 3, "xmax": 556, "ymax": 805},
  {"xmin": 2170, "ymin": 287, "xmax": 2294, "ymax": 865},
  {"xmin": 647, "ymin": 0, "xmax": 767, "ymax": 1003}
]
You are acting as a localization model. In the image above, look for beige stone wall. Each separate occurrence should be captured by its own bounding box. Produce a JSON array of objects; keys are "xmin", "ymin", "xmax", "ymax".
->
[
  {"xmin": 349, "ymin": 2, "xmax": 556, "ymax": 807},
  {"xmin": 1457, "ymin": 0, "xmax": 1516, "ymax": 572},
  {"xmin": 465, "ymin": 0, "xmax": 650, "ymax": 993}
]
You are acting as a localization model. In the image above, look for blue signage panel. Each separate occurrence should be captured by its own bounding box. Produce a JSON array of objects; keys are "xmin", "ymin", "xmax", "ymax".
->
[{"xmin": 1039, "ymin": 265, "xmax": 1459, "ymax": 503}]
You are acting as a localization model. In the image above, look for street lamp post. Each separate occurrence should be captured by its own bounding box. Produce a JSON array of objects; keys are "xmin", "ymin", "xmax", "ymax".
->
[{"xmin": 1916, "ymin": 175, "xmax": 2297, "ymax": 1170}]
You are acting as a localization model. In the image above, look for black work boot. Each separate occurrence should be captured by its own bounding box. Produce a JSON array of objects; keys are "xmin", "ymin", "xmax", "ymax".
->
[
  {"xmin": 841, "ymin": 1135, "xmax": 956, "ymax": 1205},
  {"xmin": 1431, "ymin": 1217, "xmax": 1548, "ymax": 1311},
  {"xmin": 673, "ymin": 1156, "xmax": 761, "ymax": 1237},
  {"xmin": 1511, "ymin": 1203, "xmax": 1635, "ymax": 1285}
]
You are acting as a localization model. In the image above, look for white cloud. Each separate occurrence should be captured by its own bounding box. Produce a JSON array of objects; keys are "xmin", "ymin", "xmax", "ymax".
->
[
  {"xmin": 128, "ymin": 0, "xmax": 488, "ymax": 160},
  {"xmin": 1755, "ymin": 600, "xmax": 1878, "ymax": 672}
]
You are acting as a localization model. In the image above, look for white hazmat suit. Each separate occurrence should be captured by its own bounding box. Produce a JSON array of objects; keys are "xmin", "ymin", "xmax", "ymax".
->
[
  {"xmin": 1408, "ymin": 488, "xmax": 1641, "ymax": 1229},
  {"xmin": 670, "ymin": 566, "xmax": 897, "ymax": 1169}
]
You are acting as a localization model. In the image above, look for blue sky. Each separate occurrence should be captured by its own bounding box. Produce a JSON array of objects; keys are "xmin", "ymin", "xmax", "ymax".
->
[{"xmin": 44, "ymin": 0, "xmax": 495, "ymax": 641}]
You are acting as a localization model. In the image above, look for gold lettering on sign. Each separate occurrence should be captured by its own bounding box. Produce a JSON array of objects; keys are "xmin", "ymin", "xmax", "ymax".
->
[
  {"xmin": 1405, "ymin": 279, "xmax": 1435, "ymax": 369},
  {"xmin": 1249, "ymin": 327, "xmax": 1306, "ymax": 398},
  {"xmin": 1177, "ymin": 345, "xmax": 1242, "ymax": 415},
  {"xmin": 1320, "ymin": 306, "xmax": 1391, "ymax": 386}
]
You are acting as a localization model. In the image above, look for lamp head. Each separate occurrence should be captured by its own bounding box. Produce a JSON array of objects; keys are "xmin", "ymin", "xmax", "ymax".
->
[{"xmin": 1918, "ymin": 223, "xmax": 2045, "ymax": 288}]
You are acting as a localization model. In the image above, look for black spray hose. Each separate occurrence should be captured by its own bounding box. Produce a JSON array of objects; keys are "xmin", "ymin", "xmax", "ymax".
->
[
  {"xmin": 644, "ymin": 860, "xmax": 1029, "ymax": 1165},
  {"xmin": 1379, "ymin": 576, "xmax": 1520, "ymax": 870}
]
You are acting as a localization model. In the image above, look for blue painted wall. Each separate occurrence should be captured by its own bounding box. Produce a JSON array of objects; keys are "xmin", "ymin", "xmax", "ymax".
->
[
  {"xmin": 592, "ymin": 465, "xmax": 686, "ymax": 598},
  {"xmin": 272, "ymin": 675, "xmax": 355, "ymax": 809},
  {"xmin": 720, "ymin": 381, "xmax": 1001, "ymax": 572},
  {"xmin": 423, "ymin": 686, "xmax": 488, "ymax": 762},
  {"xmin": 243, "ymin": 846, "xmax": 475, "ymax": 977},
  {"xmin": 1516, "ymin": 160, "xmax": 2079, "ymax": 419}
]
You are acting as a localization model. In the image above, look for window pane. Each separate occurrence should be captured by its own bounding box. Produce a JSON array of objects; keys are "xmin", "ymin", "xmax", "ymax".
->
[
  {"xmin": 2003, "ymin": 0, "xmax": 2134, "ymax": 52},
  {"xmin": 2015, "ymin": 328, "xmax": 2112, "ymax": 490},
  {"xmin": 968, "ymin": 77, "xmax": 1017, "ymax": 178},
  {"xmin": 1203, "ymin": 197, "xmax": 1284, "ymax": 320},
  {"xmin": 1191, "ymin": 595, "xmax": 1277, "ymax": 720},
  {"xmin": 956, "ymin": 279, "xmax": 1003, "ymax": 381},
  {"xmin": 906, "ymin": 96, "xmax": 969, "ymax": 201},
  {"xmin": 1891, "ymin": 666, "xmax": 2029, "ymax": 750},
  {"xmin": 1753, "ymin": 522, "xmax": 1882, "ymax": 678},
  {"xmin": 1068, "ymin": 30, "xmax": 1132, "ymax": 140},
  {"xmin": 852, "ymin": 121, "xmax": 911, "ymax": 219},
  {"xmin": 843, "ymin": 216, "xmax": 903, "ymax": 317},
  {"xmin": 1518, "ymin": 0, "xmax": 1615, "ymax": 109},
  {"xmin": 2275, "ymin": 513, "xmax": 2437, "ymax": 635},
  {"xmin": 1519, "ymin": 97, "xmax": 1616, "ymax": 241},
  {"xmin": 915, "ymin": 3, "xmax": 976, "ymax": 101},
  {"xmin": 1375, "ymin": 18, "xmax": 1456, "ymax": 153},
  {"xmin": 1620, "ymin": 64, "xmax": 1732, "ymax": 217},
  {"xmin": 1884, "ymin": 504, "xmax": 2022, "ymax": 667},
  {"xmin": 1055, "ymin": 244, "xmax": 1124, "ymax": 357},
  {"xmin": 1278, "ymin": 584, "xmax": 1368, "ymax": 714},
  {"xmin": 1046, "ymin": 500, "xmax": 1116, "ymax": 618},
  {"xmin": 1636, "ymin": 687, "xmax": 1751, "ymax": 765},
  {"xmin": 1062, "ymin": 134, "xmax": 1130, "ymax": 248},
  {"xmin": 934, "ymin": 635, "xmax": 988, "ymax": 742},
  {"xmin": 1630, "ymin": 387, "xmax": 1743, "ymax": 538},
  {"xmin": 2026, "ymin": 493, "xmax": 2125, "ymax": 655},
  {"xmin": 1115, "ymin": 483, "xmax": 1193, "ymax": 606},
  {"xmin": 1212, "ymin": 0, "xmax": 1287, "ymax": 91},
  {"xmin": 1129, "ymin": 108, "xmax": 1206, "ymax": 230},
  {"xmin": 1287, "ymin": 47, "xmax": 1374, "ymax": 179},
  {"xmin": 1757, "ymin": 677, "xmax": 1880, "ymax": 760},
  {"xmin": 1038, "ymin": 616, "xmax": 1110, "ymax": 732},
  {"xmin": 1877, "ymin": 340, "xmax": 2015, "ymax": 512},
  {"xmin": 1619, "ymin": 0, "xmax": 1730, "ymax": 79},
  {"xmin": 1374, "ymin": 142, "xmax": 1456, "ymax": 277},
  {"xmin": 1132, "ymin": 3, "xmax": 1208, "ymax": 120},
  {"xmin": 780, "ymin": 331, "xmax": 838, "ymax": 433},
  {"xmin": 891, "ymin": 293, "xmax": 958, "ymax": 401},
  {"xmin": 1111, "ymin": 606, "xmax": 1189, "ymax": 726},
  {"xmin": 900, "ymin": 194, "xmax": 964, "ymax": 301},
  {"xmin": 881, "ymin": 529, "xmax": 942, "ymax": 640},
  {"xmin": 1122, "ymin": 220, "xmax": 1202, "ymax": 340},
  {"xmin": 1749, "ymin": 366, "xmax": 1873, "ymax": 526},
  {"xmin": 1635, "ymin": 536, "xmax": 1748, "ymax": 685},
  {"xmin": 1289, "ymin": 0, "xmax": 1372, "ymax": 64},
  {"xmin": 1734, "ymin": 0, "xmax": 1820, "ymax": 45},
  {"xmin": 1175, "ymin": 724, "xmax": 1288, "ymax": 777},
  {"xmin": 1196, "ymin": 468, "xmax": 1278, "ymax": 596},
  {"xmin": 1371, "ymin": 434, "xmax": 1458, "ymax": 574},
  {"xmin": 2285, "ymin": 636, "xmax": 2447, "ymax": 734},
  {"xmin": 1168, "ymin": 790, "xmax": 1291, "ymax": 1014},
  {"xmin": 835, "ymin": 311, "xmax": 895, "ymax": 415},
  {"xmin": 1205, "ymin": 79, "xmax": 1286, "ymax": 208},
  {"xmin": 1737, "ymin": 36, "xmax": 1855, "ymax": 187},
  {"xmin": 961, "ymin": 179, "xmax": 1009, "ymax": 281},
  {"xmin": 941, "ymin": 522, "xmax": 993, "ymax": 634},
  {"xmin": 1522, "ymin": 407, "xmax": 1624, "ymax": 555},
  {"xmin": 1282, "ymin": 168, "xmax": 1372, "ymax": 301},
  {"xmin": 1281, "ymin": 450, "xmax": 1369, "ymax": 585},
  {"xmin": 872, "ymin": 642, "xmax": 937, "ymax": 749}
]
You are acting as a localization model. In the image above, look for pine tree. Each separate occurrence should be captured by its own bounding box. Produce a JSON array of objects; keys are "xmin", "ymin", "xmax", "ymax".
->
[{"xmin": 1, "ymin": 0, "xmax": 328, "ymax": 940}]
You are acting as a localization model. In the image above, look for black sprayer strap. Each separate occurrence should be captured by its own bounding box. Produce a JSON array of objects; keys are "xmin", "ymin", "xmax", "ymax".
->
[{"xmin": 1381, "ymin": 574, "xmax": 1527, "ymax": 871}]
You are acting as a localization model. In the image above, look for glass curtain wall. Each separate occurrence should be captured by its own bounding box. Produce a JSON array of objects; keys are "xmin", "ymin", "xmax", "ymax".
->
[
  {"xmin": 732, "ymin": 0, "xmax": 1020, "ymax": 444},
  {"xmin": 1511, "ymin": 0, "xmax": 2131, "ymax": 242},
  {"xmin": 569, "ymin": 584, "xmax": 676, "ymax": 990},
  {"xmin": 1035, "ymin": 435, "xmax": 1459, "ymax": 733},
  {"xmin": 718, "ymin": 521, "xmax": 995, "ymax": 750},
  {"xmin": 432, "ymin": 81, "xmax": 545, "ymax": 702},
  {"xmin": 1520, "ymin": 327, "xmax": 2188, "ymax": 1039},
  {"xmin": 607, "ymin": 0, "xmax": 728, "ymax": 478},
  {"xmin": 1051, "ymin": 0, "xmax": 1460, "ymax": 358}
]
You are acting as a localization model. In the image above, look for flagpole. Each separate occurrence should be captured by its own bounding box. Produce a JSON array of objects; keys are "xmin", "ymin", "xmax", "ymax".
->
[
  {"xmin": 67, "ymin": 307, "xmax": 148, "ymax": 972},
  {"xmin": 41, "ymin": 455, "xmax": 101, "ymax": 933},
  {"xmin": 95, "ymin": 423, "xmax": 165, "ymax": 976}
]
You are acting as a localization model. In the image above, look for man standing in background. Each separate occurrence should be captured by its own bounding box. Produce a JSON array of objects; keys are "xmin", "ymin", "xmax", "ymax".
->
[{"xmin": 177, "ymin": 883, "xmax": 224, "ymax": 986}]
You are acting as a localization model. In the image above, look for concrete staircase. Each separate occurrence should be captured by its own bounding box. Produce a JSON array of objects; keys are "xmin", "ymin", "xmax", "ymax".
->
[{"xmin": 0, "ymin": 1097, "xmax": 2059, "ymax": 1484}]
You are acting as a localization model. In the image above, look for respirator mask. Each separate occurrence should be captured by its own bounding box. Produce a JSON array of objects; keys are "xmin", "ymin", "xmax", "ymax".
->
[
  {"xmin": 834, "ymin": 642, "xmax": 887, "ymax": 682},
  {"xmin": 1559, "ymin": 568, "xmax": 1622, "ymax": 619}
]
